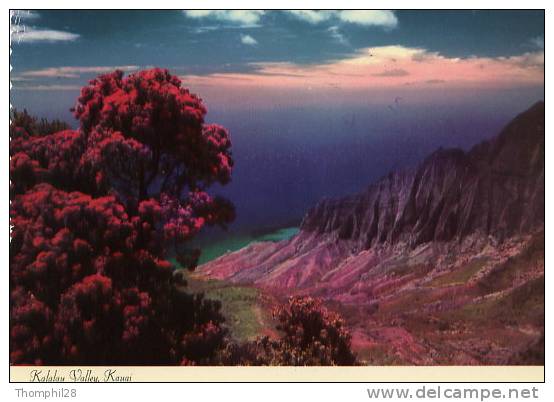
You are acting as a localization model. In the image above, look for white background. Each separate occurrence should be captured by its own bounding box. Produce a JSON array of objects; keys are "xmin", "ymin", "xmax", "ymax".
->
[{"xmin": 3, "ymin": 1, "xmax": 550, "ymax": 401}]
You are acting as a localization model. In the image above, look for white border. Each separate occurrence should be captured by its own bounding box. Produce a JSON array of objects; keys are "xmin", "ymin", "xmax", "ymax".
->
[{"xmin": 3, "ymin": 2, "xmax": 550, "ymax": 401}]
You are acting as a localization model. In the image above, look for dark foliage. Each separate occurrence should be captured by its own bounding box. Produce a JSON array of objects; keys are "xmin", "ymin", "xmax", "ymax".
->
[
  {"xmin": 11, "ymin": 109, "xmax": 70, "ymax": 137},
  {"xmin": 10, "ymin": 69, "xmax": 233, "ymax": 365},
  {"xmin": 506, "ymin": 333, "xmax": 544, "ymax": 365},
  {"xmin": 215, "ymin": 296, "xmax": 357, "ymax": 366},
  {"xmin": 272, "ymin": 296, "xmax": 357, "ymax": 365},
  {"xmin": 10, "ymin": 69, "xmax": 357, "ymax": 366}
]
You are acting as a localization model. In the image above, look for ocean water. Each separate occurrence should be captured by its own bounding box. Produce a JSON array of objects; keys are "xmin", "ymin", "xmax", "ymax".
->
[
  {"xmin": 196, "ymin": 227, "xmax": 299, "ymax": 265},
  {"xmin": 11, "ymin": 89, "xmax": 544, "ymax": 236}
]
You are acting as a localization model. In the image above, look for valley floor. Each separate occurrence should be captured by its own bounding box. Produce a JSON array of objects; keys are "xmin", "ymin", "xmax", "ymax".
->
[{"xmin": 189, "ymin": 230, "xmax": 544, "ymax": 365}]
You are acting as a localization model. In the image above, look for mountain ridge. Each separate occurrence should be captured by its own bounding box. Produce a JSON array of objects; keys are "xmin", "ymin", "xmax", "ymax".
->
[
  {"xmin": 301, "ymin": 101, "xmax": 544, "ymax": 249},
  {"xmin": 197, "ymin": 102, "xmax": 544, "ymax": 364},
  {"xmin": 199, "ymin": 101, "xmax": 543, "ymax": 293}
]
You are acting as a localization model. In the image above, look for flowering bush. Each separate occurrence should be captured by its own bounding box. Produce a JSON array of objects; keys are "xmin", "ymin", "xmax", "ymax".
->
[
  {"xmin": 10, "ymin": 70, "xmax": 356, "ymax": 366},
  {"xmin": 10, "ymin": 69, "xmax": 233, "ymax": 364},
  {"xmin": 271, "ymin": 296, "xmax": 357, "ymax": 365},
  {"xmin": 215, "ymin": 296, "xmax": 357, "ymax": 366}
]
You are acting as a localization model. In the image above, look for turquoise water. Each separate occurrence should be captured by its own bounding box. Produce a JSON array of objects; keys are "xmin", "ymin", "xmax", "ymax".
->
[
  {"xmin": 197, "ymin": 227, "xmax": 299, "ymax": 265},
  {"xmin": 258, "ymin": 227, "xmax": 300, "ymax": 242}
]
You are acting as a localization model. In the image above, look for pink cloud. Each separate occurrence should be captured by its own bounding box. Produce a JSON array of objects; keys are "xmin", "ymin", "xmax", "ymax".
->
[{"xmin": 181, "ymin": 46, "xmax": 544, "ymax": 92}]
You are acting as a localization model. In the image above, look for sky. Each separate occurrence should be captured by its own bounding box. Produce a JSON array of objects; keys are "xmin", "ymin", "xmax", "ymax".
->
[{"xmin": 9, "ymin": 10, "xmax": 545, "ymax": 233}]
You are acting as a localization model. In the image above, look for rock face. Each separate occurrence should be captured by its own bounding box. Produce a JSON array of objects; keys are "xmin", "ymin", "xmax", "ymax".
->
[
  {"xmin": 198, "ymin": 102, "xmax": 544, "ymax": 365},
  {"xmin": 200, "ymin": 102, "xmax": 544, "ymax": 292},
  {"xmin": 301, "ymin": 101, "xmax": 544, "ymax": 249}
]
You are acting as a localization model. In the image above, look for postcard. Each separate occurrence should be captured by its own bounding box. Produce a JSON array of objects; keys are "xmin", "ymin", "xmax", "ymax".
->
[{"xmin": 9, "ymin": 8, "xmax": 545, "ymax": 384}]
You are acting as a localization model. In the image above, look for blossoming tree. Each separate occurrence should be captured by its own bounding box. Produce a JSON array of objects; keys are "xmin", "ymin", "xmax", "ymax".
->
[{"xmin": 10, "ymin": 69, "xmax": 234, "ymax": 365}]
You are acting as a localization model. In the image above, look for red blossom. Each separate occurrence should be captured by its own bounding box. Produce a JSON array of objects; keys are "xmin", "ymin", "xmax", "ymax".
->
[
  {"xmin": 73, "ymin": 68, "xmax": 233, "ymax": 198},
  {"xmin": 272, "ymin": 296, "xmax": 356, "ymax": 365},
  {"xmin": 55, "ymin": 274, "xmax": 120, "ymax": 363},
  {"xmin": 10, "ymin": 69, "xmax": 234, "ymax": 365},
  {"xmin": 10, "ymin": 287, "xmax": 55, "ymax": 365}
]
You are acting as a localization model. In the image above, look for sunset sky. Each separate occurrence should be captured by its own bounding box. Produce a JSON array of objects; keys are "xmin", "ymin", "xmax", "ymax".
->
[
  {"xmin": 11, "ymin": 10, "xmax": 544, "ymax": 110},
  {"xmin": 10, "ymin": 10, "xmax": 545, "ymax": 231}
]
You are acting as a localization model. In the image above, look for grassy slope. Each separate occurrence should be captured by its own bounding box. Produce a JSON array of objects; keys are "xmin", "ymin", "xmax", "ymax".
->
[
  {"xmin": 171, "ymin": 231, "xmax": 543, "ymax": 364},
  {"xmin": 178, "ymin": 269, "xmax": 277, "ymax": 342},
  {"xmin": 170, "ymin": 227, "xmax": 298, "ymax": 341},
  {"xmin": 345, "ymin": 232, "xmax": 544, "ymax": 364},
  {"xmin": 430, "ymin": 257, "xmax": 489, "ymax": 286}
]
